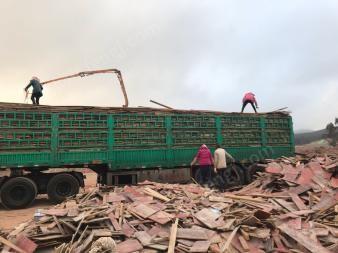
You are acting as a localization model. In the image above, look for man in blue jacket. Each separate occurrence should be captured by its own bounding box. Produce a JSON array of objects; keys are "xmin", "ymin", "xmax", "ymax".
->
[{"xmin": 25, "ymin": 77, "xmax": 43, "ymax": 105}]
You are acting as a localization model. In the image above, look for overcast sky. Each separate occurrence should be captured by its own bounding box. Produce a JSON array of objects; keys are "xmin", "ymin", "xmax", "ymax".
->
[{"xmin": 0, "ymin": 1, "xmax": 337, "ymax": 131}]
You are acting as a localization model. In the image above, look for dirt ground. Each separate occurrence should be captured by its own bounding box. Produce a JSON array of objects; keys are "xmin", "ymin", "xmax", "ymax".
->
[{"xmin": 0, "ymin": 172, "xmax": 97, "ymax": 231}]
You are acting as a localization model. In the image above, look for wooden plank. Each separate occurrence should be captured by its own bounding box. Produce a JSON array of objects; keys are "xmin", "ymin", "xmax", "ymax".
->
[
  {"xmin": 143, "ymin": 187, "xmax": 170, "ymax": 202},
  {"xmin": 108, "ymin": 213, "xmax": 122, "ymax": 231},
  {"xmin": 220, "ymin": 226, "xmax": 239, "ymax": 253},
  {"xmin": 9, "ymin": 222, "xmax": 29, "ymax": 237},
  {"xmin": 72, "ymin": 225, "xmax": 88, "ymax": 249},
  {"xmin": 222, "ymin": 194, "xmax": 265, "ymax": 203},
  {"xmin": 194, "ymin": 208, "xmax": 221, "ymax": 229},
  {"xmin": 278, "ymin": 223, "xmax": 331, "ymax": 253},
  {"xmin": 53, "ymin": 215, "xmax": 65, "ymax": 235},
  {"xmin": 149, "ymin": 210, "xmax": 173, "ymax": 225},
  {"xmin": 273, "ymin": 198, "xmax": 298, "ymax": 212},
  {"xmin": 189, "ymin": 241, "xmax": 210, "ymax": 252},
  {"xmin": 131, "ymin": 203, "xmax": 158, "ymax": 219},
  {"xmin": 107, "ymin": 192, "xmax": 127, "ymax": 202},
  {"xmin": 31, "ymin": 234, "xmax": 71, "ymax": 241},
  {"xmin": 168, "ymin": 218, "xmax": 179, "ymax": 253},
  {"xmin": 60, "ymin": 220, "xmax": 77, "ymax": 232},
  {"xmin": 177, "ymin": 229, "xmax": 208, "ymax": 240},
  {"xmin": 287, "ymin": 217, "xmax": 302, "ymax": 230},
  {"xmin": 116, "ymin": 239, "xmax": 143, "ymax": 253},
  {"xmin": 208, "ymin": 196, "xmax": 233, "ymax": 203},
  {"xmin": 177, "ymin": 239, "xmax": 195, "ymax": 247},
  {"xmin": 134, "ymin": 231, "xmax": 152, "ymax": 246},
  {"xmin": 81, "ymin": 231, "xmax": 94, "ymax": 251},
  {"xmin": 122, "ymin": 222, "xmax": 135, "ymax": 237},
  {"xmin": 41, "ymin": 209, "xmax": 68, "ymax": 216},
  {"xmin": 238, "ymin": 236, "xmax": 249, "ymax": 252},
  {"xmin": 211, "ymin": 202, "xmax": 229, "ymax": 211},
  {"xmin": 248, "ymin": 228, "xmax": 270, "ymax": 239},
  {"xmin": 147, "ymin": 244, "xmax": 168, "ymax": 251},
  {"xmin": 119, "ymin": 203, "xmax": 124, "ymax": 226},
  {"xmin": 0, "ymin": 235, "xmax": 27, "ymax": 253},
  {"xmin": 67, "ymin": 208, "xmax": 79, "ymax": 217}
]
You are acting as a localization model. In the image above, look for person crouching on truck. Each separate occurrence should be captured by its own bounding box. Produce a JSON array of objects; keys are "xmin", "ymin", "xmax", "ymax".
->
[
  {"xmin": 191, "ymin": 144, "xmax": 214, "ymax": 186},
  {"xmin": 25, "ymin": 76, "xmax": 43, "ymax": 105},
  {"xmin": 241, "ymin": 92, "xmax": 258, "ymax": 113}
]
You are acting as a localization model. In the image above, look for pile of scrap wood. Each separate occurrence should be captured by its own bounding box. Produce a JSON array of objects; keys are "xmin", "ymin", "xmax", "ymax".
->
[
  {"xmin": 296, "ymin": 144, "xmax": 338, "ymax": 158},
  {"xmin": 1, "ymin": 155, "xmax": 338, "ymax": 253}
]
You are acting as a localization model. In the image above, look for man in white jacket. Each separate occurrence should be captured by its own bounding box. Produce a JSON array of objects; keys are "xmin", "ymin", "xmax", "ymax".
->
[{"xmin": 214, "ymin": 144, "xmax": 234, "ymax": 173}]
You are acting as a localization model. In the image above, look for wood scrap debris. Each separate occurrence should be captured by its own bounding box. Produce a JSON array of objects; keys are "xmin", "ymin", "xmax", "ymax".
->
[{"xmin": 0, "ymin": 153, "xmax": 337, "ymax": 252}]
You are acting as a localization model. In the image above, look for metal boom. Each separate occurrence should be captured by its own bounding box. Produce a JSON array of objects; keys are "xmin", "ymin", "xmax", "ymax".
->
[{"xmin": 27, "ymin": 68, "xmax": 129, "ymax": 107}]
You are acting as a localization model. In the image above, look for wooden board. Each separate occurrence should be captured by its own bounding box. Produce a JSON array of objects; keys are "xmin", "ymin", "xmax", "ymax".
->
[
  {"xmin": 177, "ymin": 229, "xmax": 208, "ymax": 240},
  {"xmin": 189, "ymin": 241, "xmax": 210, "ymax": 252}
]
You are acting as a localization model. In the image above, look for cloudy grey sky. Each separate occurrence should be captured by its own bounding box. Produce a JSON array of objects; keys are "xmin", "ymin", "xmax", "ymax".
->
[{"xmin": 0, "ymin": 1, "xmax": 337, "ymax": 131}]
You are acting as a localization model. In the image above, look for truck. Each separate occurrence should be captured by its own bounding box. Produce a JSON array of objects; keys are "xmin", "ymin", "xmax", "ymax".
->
[{"xmin": 0, "ymin": 102, "xmax": 295, "ymax": 208}]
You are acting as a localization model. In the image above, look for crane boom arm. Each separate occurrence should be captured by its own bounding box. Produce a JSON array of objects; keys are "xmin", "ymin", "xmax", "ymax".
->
[{"xmin": 35, "ymin": 68, "xmax": 128, "ymax": 107}]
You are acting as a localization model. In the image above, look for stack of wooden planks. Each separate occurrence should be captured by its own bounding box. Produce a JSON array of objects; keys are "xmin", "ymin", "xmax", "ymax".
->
[{"xmin": 0, "ymin": 153, "xmax": 337, "ymax": 253}]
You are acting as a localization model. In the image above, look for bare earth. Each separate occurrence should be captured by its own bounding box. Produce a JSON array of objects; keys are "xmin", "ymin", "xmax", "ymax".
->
[{"xmin": 0, "ymin": 172, "xmax": 97, "ymax": 231}]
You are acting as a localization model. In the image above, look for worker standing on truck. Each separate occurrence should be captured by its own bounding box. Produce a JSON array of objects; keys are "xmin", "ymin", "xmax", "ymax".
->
[
  {"xmin": 241, "ymin": 92, "xmax": 258, "ymax": 113},
  {"xmin": 24, "ymin": 77, "xmax": 43, "ymax": 105},
  {"xmin": 191, "ymin": 144, "xmax": 214, "ymax": 186}
]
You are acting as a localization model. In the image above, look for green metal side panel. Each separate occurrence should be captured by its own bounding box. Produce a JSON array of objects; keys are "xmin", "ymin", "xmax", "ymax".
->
[
  {"xmin": 260, "ymin": 116, "xmax": 267, "ymax": 147},
  {"xmin": 51, "ymin": 114, "xmax": 59, "ymax": 165},
  {"xmin": 0, "ymin": 109, "xmax": 295, "ymax": 169},
  {"xmin": 165, "ymin": 116, "xmax": 174, "ymax": 163},
  {"xmin": 216, "ymin": 117, "xmax": 222, "ymax": 145}
]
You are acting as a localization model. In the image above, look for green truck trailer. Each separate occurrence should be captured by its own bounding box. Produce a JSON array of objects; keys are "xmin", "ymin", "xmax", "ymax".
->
[{"xmin": 0, "ymin": 102, "xmax": 294, "ymax": 208}]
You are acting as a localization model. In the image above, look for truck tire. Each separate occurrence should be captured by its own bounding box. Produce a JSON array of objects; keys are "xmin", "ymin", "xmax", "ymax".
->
[
  {"xmin": 222, "ymin": 164, "xmax": 245, "ymax": 188},
  {"xmin": 244, "ymin": 164, "xmax": 259, "ymax": 183},
  {"xmin": 0, "ymin": 177, "xmax": 37, "ymax": 209},
  {"xmin": 47, "ymin": 173, "xmax": 79, "ymax": 203}
]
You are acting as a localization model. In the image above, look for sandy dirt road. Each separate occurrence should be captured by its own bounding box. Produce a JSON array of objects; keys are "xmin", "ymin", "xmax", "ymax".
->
[{"xmin": 0, "ymin": 172, "xmax": 97, "ymax": 230}]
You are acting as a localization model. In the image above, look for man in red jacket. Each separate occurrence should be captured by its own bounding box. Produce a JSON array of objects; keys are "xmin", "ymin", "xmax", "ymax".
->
[{"xmin": 241, "ymin": 92, "xmax": 258, "ymax": 113}]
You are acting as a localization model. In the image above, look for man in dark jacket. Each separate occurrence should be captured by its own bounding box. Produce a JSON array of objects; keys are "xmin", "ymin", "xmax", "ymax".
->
[{"xmin": 25, "ymin": 77, "xmax": 43, "ymax": 105}]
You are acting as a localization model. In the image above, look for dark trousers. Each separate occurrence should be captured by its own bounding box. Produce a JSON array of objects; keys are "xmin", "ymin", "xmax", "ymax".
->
[
  {"xmin": 212, "ymin": 168, "xmax": 226, "ymax": 189},
  {"xmin": 199, "ymin": 165, "xmax": 212, "ymax": 184},
  {"xmin": 241, "ymin": 100, "xmax": 257, "ymax": 113},
  {"xmin": 31, "ymin": 92, "xmax": 42, "ymax": 105}
]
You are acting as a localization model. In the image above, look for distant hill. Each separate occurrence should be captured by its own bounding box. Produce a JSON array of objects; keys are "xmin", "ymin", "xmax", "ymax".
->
[
  {"xmin": 294, "ymin": 129, "xmax": 327, "ymax": 145},
  {"xmin": 295, "ymin": 129, "xmax": 313, "ymax": 134}
]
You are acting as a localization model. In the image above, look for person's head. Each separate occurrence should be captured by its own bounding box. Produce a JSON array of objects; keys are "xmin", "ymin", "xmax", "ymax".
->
[
  {"xmin": 31, "ymin": 76, "xmax": 40, "ymax": 81},
  {"xmin": 216, "ymin": 144, "xmax": 221, "ymax": 149},
  {"xmin": 200, "ymin": 144, "xmax": 207, "ymax": 149}
]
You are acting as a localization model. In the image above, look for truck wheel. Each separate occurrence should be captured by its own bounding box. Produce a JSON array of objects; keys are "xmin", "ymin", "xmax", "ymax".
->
[
  {"xmin": 47, "ymin": 173, "xmax": 79, "ymax": 203},
  {"xmin": 222, "ymin": 164, "xmax": 245, "ymax": 188},
  {"xmin": 0, "ymin": 177, "xmax": 37, "ymax": 209},
  {"xmin": 245, "ymin": 164, "xmax": 259, "ymax": 183}
]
